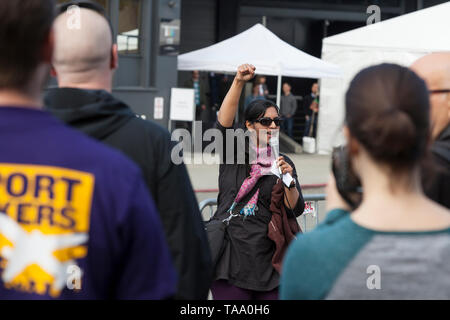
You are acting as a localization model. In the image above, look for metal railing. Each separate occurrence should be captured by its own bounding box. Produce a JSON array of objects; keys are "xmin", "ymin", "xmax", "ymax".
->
[
  {"xmin": 199, "ymin": 198, "xmax": 218, "ymax": 219},
  {"xmin": 301, "ymin": 194, "xmax": 325, "ymax": 232},
  {"xmin": 200, "ymin": 194, "xmax": 326, "ymax": 231},
  {"xmin": 195, "ymin": 183, "xmax": 327, "ymax": 194}
]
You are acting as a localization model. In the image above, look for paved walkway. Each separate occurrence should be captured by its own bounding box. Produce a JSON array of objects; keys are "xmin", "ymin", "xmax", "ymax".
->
[
  {"xmin": 186, "ymin": 153, "xmax": 331, "ymax": 192},
  {"xmin": 185, "ymin": 153, "xmax": 332, "ymax": 230}
]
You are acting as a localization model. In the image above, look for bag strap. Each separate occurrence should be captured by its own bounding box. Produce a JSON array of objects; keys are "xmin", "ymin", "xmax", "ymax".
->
[
  {"xmin": 223, "ymin": 176, "xmax": 267, "ymax": 224},
  {"xmin": 235, "ymin": 176, "xmax": 267, "ymax": 212}
]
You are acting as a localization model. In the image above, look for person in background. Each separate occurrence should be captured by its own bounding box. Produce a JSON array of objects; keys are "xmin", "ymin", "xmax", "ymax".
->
[
  {"xmin": 281, "ymin": 64, "xmax": 450, "ymax": 300},
  {"xmin": 255, "ymin": 75, "xmax": 269, "ymax": 98},
  {"xmin": 245, "ymin": 84, "xmax": 265, "ymax": 109},
  {"xmin": 411, "ymin": 53, "xmax": 450, "ymax": 208},
  {"xmin": 280, "ymin": 82, "xmax": 298, "ymax": 139},
  {"xmin": 184, "ymin": 70, "xmax": 210, "ymax": 123},
  {"xmin": 208, "ymin": 72, "xmax": 221, "ymax": 126},
  {"xmin": 211, "ymin": 64, "xmax": 305, "ymax": 300},
  {"xmin": 219, "ymin": 74, "xmax": 233, "ymax": 103},
  {"xmin": 303, "ymin": 82, "xmax": 319, "ymax": 138},
  {"xmin": 0, "ymin": 0, "xmax": 176, "ymax": 299},
  {"xmin": 45, "ymin": 1, "xmax": 212, "ymax": 300}
]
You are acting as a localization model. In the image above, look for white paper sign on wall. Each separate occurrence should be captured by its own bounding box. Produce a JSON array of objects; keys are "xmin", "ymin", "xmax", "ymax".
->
[{"xmin": 170, "ymin": 88, "xmax": 195, "ymax": 122}]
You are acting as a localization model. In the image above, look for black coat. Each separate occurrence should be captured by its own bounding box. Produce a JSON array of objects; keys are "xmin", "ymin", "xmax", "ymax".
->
[
  {"xmin": 424, "ymin": 125, "xmax": 450, "ymax": 209},
  {"xmin": 302, "ymin": 94, "xmax": 314, "ymax": 117},
  {"xmin": 44, "ymin": 88, "xmax": 213, "ymax": 299}
]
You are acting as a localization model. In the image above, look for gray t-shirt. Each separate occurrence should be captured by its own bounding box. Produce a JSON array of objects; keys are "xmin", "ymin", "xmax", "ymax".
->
[
  {"xmin": 281, "ymin": 209, "xmax": 450, "ymax": 300},
  {"xmin": 280, "ymin": 93, "xmax": 297, "ymax": 117}
]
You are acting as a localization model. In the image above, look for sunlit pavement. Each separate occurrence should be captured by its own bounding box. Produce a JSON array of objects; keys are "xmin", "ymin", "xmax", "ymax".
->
[{"xmin": 186, "ymin": 152, "xmax": 332, "ymax": 229}]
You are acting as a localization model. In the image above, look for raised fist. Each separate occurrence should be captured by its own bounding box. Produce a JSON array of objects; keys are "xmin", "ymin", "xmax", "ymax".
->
[{"xmin": 235, "ymin": 64, "xmax": 256, "ymax": 82}]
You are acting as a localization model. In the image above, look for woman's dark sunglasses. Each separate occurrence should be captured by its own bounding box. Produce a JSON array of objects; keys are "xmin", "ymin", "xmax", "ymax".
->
[{"xmin": 254, "ymin": 117, "xmax": 283, "ymax": 127}]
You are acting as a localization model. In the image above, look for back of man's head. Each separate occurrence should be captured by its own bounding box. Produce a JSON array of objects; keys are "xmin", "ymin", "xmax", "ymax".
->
[
  {"xmin": 53, "ymin": 6, "xmax": 115, "ymax": 86},
  {"xmin": 0, "ymin": 0, "xmax": 55, "ymax": 90},
  {"xmin": 411, "ymin": 52, "xmax": 450, "ymax": 140}
]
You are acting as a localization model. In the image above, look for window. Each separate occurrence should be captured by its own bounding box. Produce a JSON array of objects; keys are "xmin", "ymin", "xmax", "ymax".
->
[{"xmin": 117, "ymin": 0, "xmax": 142, "ymax": 55}]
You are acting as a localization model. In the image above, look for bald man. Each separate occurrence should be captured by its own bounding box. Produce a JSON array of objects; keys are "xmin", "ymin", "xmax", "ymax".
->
[
  {"xmin": 411, "ymin": 52, "xmax": 450, "ymax": 208},
  {"xmin": 44, "ymin": 2, "xmax": 213, "ymax": 299},
  {"xmin": 51, "ymin": 4, "xmax": 117, "ymax": 91}
]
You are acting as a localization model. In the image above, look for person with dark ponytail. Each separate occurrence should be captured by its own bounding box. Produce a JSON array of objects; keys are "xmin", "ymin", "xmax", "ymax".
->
[
  {"xmin": 210, "ymin": 64, "xmax": 305, "ymax": 300},
  {"xmin": 281, "ymin": 63, "xmax": 450, "ymax": 300}
]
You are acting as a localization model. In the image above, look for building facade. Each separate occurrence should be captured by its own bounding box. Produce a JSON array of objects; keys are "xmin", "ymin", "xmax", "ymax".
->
[
  {"xmin": 55, "ymin": 0, "xmax": 181, "ymax": 128},
  {"xmin": 55, "ymin": 0, "xmax": 446, "ymax": 133}
]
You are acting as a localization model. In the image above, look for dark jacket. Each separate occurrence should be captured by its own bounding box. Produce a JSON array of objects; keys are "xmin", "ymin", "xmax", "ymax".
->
[
  {"xmin": 184, "ymin": 77, "xmax": 210, "ymax": 122},
  {"xmin": 424, "ymin": 125, "xmax": 450, "ymax": 208},
  {"xmin": 302, "ymin": 94, "xmax": 315, "ymax": 117},
  {"xmin": 44, "ymin": 88, "xmax": 213, "ymax": 299}
]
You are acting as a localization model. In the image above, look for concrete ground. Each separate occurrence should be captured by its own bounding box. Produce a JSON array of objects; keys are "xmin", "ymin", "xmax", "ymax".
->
[{"xmin": 185, "ymin": 152, "xmax": 332, "ymax": 232}]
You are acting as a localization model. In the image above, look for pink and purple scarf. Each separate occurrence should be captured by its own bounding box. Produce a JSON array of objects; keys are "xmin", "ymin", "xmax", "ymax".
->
[{"xmin": 227, "ymin": 146, "xmax": 274, "ymax": 217}]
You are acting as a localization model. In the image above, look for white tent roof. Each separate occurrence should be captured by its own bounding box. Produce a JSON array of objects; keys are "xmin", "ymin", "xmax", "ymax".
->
[
  {"xmin": 317, "ymin": 2, "xmax": 450, "ymax": 155},
  {"xmin": 178, "ymin": 23, "xmax": 341, "ymax": 79},
  {"xmin": 324, "ymin": 2, "xmax": 450, "ymax": 52}
]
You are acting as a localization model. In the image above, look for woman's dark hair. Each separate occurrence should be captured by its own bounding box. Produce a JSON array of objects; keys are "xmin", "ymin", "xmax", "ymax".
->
[
  {"xmin": 244, "ymin": 99, "xmax": 280, "ymax": 125},
  {"xmin": 345, "ymin": 63, "xmax": 430, "ymax": 170}
]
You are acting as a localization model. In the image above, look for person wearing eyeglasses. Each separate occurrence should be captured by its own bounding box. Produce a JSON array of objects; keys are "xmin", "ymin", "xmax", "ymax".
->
[
  {"xmin": 209, "ymin": 64, "xmax": 305, "ymax": 300},
  {"xmin": 411, "ymin": 53, "xmax": 450, "ymax": 208}
]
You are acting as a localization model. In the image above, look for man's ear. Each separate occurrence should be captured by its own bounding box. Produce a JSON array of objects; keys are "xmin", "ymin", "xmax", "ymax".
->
[{"xmin": 110, "ymin": 44, "xmax": 119, "ymax": 70}]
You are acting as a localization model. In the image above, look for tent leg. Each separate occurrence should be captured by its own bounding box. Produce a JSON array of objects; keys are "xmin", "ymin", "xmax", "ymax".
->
[{"xmin": 276, "ymin": 74, "xmax": 282, "ymax": 108}]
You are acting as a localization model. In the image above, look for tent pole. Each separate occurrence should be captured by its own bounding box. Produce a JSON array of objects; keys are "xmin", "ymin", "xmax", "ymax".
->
[{"xmin": 276, "ymin": 73, "xmax": 282, "ymax": 109}]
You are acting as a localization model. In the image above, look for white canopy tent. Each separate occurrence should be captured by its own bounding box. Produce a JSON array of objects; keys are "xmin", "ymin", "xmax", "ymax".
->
[
  {"xmin": 178, "ymin": 23, "xmax": 341, "ymax": 108},
  {"xmin": 318, "ymin": 2, "xmax": 450, "ymax": 154}
]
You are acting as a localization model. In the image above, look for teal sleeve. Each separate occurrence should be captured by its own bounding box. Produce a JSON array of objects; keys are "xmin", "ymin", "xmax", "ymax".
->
[{"xmin": 280, "ymin": 209, "xmax": 374, "ymax": 300}]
